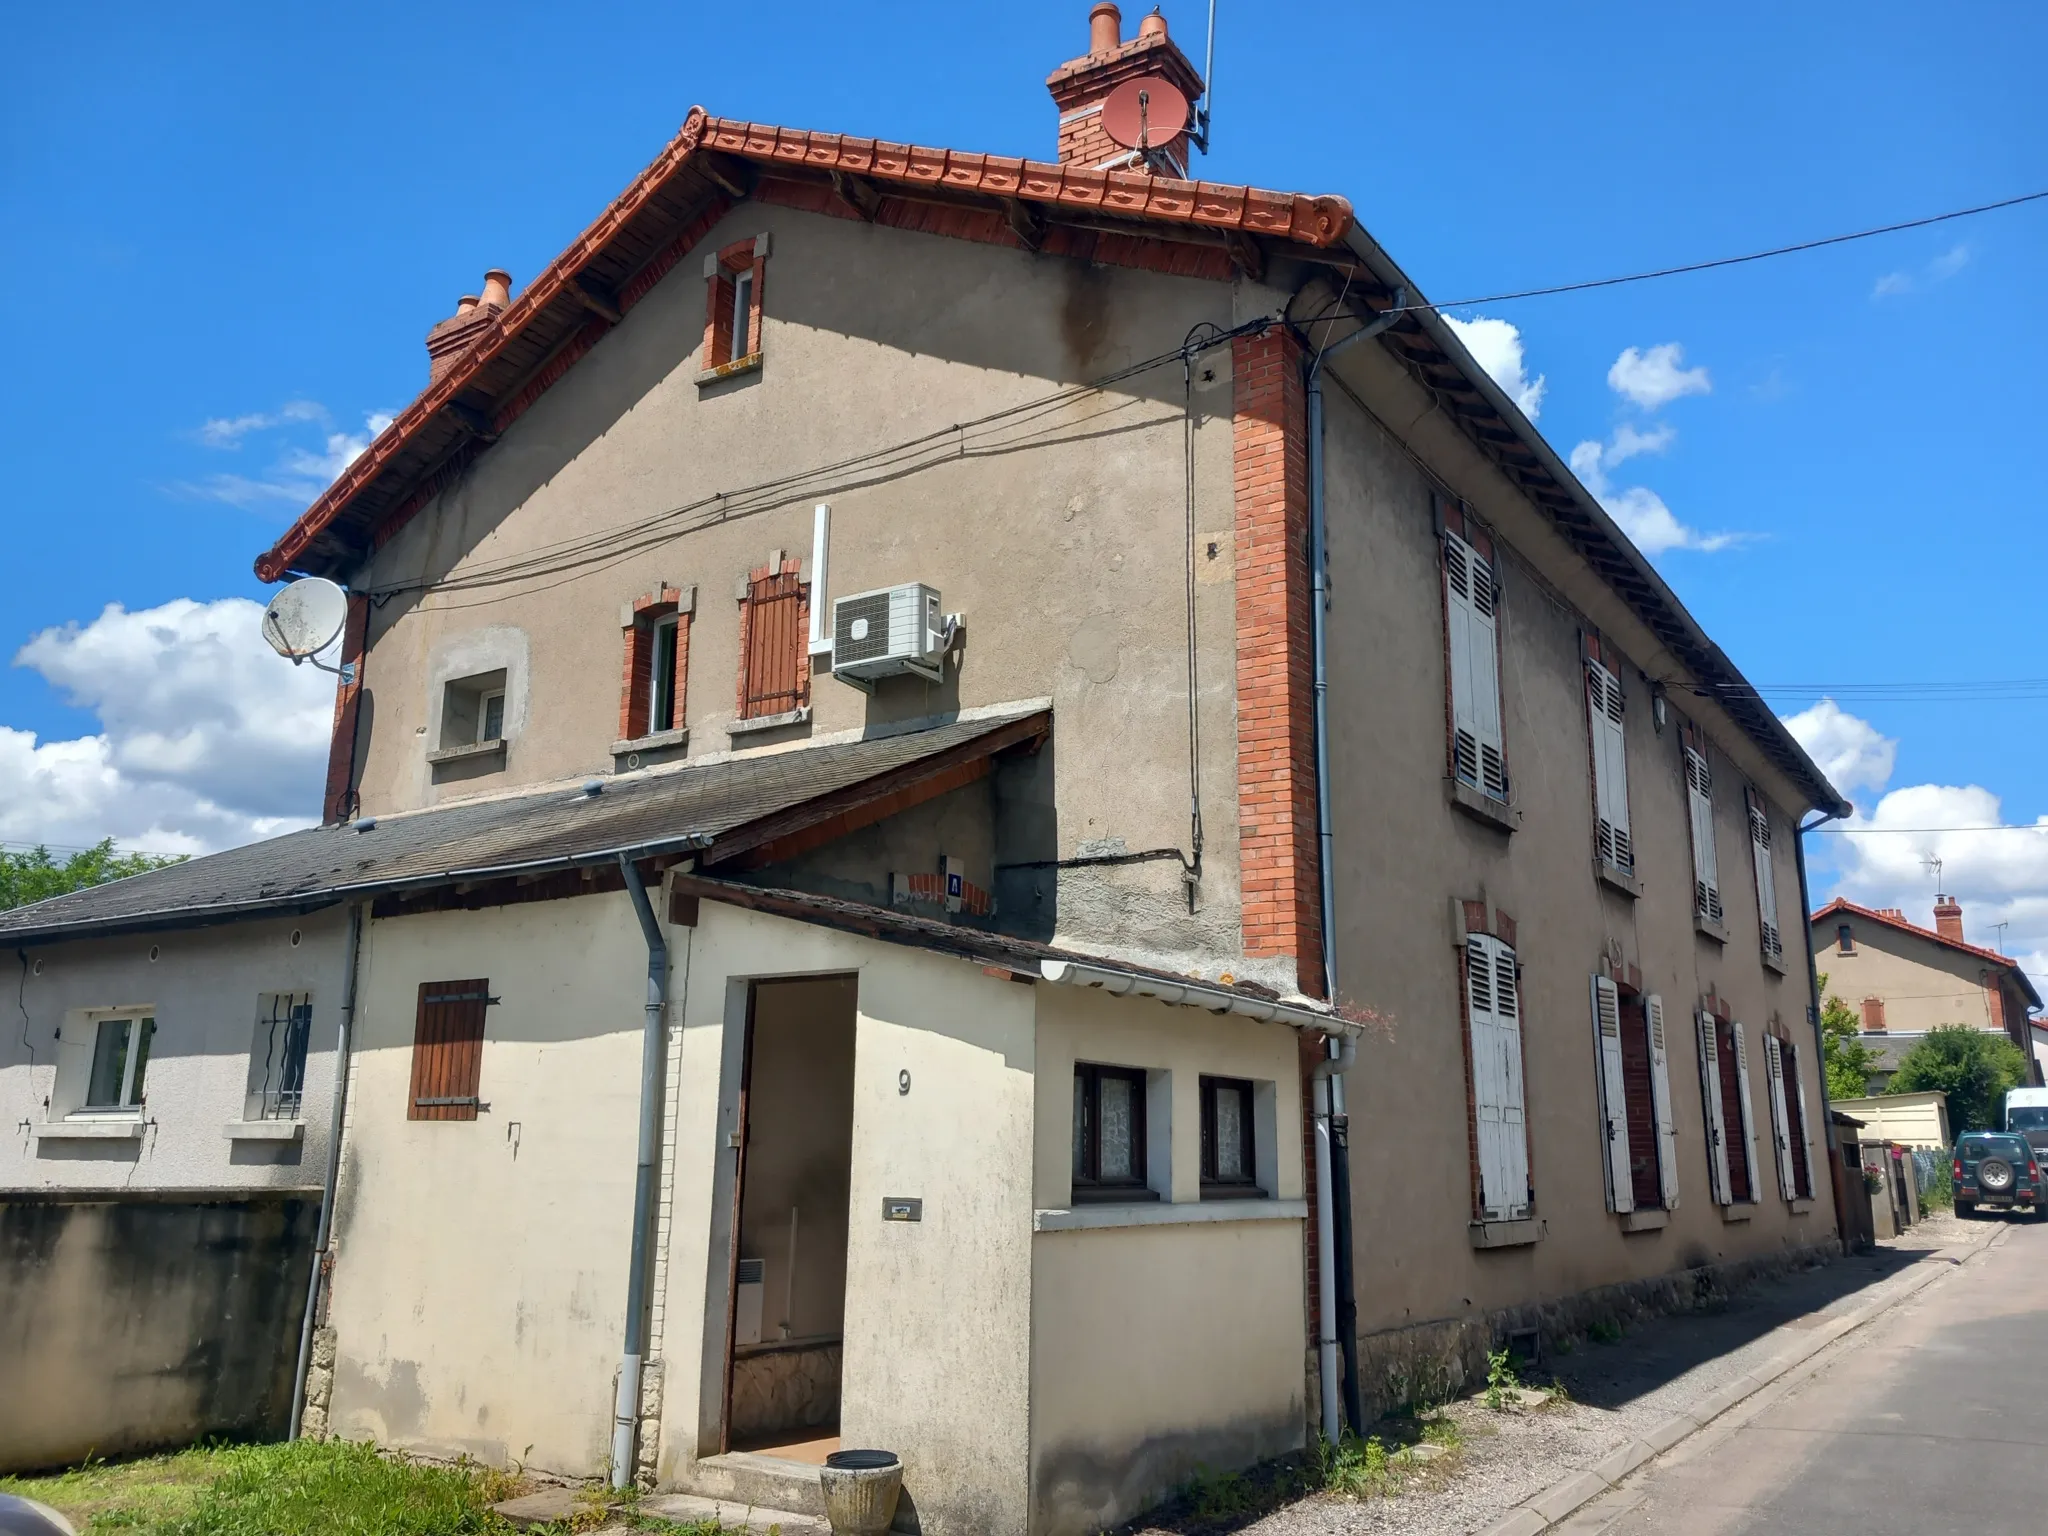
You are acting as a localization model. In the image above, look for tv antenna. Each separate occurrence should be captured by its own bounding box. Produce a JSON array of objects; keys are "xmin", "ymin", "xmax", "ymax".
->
[
  {"xmin": 1922, "ymin": 853, "xmax": 1943, "ymax": 889},
  {"xmin": 1994, "ymin": 920, "xmax": 2011, "ymax": 953},
  {"xmin": 261, "ymin": 576, "xmax": 355, "ymax": 682},
  {"xmin": 1193, "ymin": 0, "xmax": 1216, "ymax": 153}
]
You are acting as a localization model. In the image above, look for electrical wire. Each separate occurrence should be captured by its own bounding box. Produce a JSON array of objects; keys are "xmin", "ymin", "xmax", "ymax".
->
[
  {"xmin": 1400, "ymin": 188, "xmax": 2048, "ymax": 315},
  {"xmin": 1810, "ymin": 825, "xmax": 2048, "ymax": 835}
]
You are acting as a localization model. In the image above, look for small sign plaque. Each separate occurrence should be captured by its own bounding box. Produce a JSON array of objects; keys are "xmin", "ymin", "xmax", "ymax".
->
[{"xmin": 882, "ymin": 1196, "xmax": 923, "ymax": 1223}]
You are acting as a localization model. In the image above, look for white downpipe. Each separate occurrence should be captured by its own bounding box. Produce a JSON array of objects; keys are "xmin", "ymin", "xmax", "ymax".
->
[
  {"xmin": 1310, "ymin": 1031, "xmax": 1357, "ymax": 1444},
  {"xmin": 807, "ymin": 503, "xmax": 832, "ymax": 658}
]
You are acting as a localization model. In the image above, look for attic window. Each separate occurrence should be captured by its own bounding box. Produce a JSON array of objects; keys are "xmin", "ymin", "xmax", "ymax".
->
[
  {"xmin": 1837, "ymin": 924, "xmax": 1854, "ymax": 954},
  {"xmin": 700, "ymin": 234, "xmax": 769, "ymax": 380}
]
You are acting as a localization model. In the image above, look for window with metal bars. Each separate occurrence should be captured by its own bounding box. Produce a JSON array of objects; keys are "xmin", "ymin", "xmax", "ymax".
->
[
  {"xmin": 408, "ymin": 980, "xmax": 492, "ymax": 1122},
  {"xmin": 736, "ymin": 566, "xmax": 809, "ymax": 721},
  {"xmin": 248, "ymin": 992, "xmax": 313, "ymax": 1121}
]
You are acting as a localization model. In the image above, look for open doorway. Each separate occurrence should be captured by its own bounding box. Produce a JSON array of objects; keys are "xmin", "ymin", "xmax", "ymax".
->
[{"xmin": 721, "ymin": 975, "xmax": 857, "ymax": 1462}]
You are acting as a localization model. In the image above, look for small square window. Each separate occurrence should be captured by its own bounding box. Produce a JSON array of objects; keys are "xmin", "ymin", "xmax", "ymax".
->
[
  {"xmin": 1072, "ymin": 1063, "xmax": 1154, "ymax": 1202},
  {"xmin": 1200, "ymin": 1075, "xmax": 1262, "ymax": 1196},
  {"xmin": 439, "ymin": 669, "xmax": 509, "ymax": 750},
  {"xmin": 84, "ymin": 1015, "xmax": 152, "ymax": 1110}
]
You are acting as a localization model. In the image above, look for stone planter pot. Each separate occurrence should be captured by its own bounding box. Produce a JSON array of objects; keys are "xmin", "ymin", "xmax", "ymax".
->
[{"xmin": 819, "ymin": 1449, "xmax": 903, "ymax": 1535}]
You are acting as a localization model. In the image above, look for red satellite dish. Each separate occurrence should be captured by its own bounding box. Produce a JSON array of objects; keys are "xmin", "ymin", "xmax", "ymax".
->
[{"xmin": 1101, "ymin": 76, "xmax": 1191, "ymax": 152}]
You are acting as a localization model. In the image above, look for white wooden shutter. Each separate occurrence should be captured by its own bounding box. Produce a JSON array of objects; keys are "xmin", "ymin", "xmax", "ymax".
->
[
  {"xmin": 1697, "ymin": 1010, "xmax": 1731, "ymax": 1205},
  {"xmin": 1446, "ymin": 532, "xmax": 1507, "ymax": 801},
  {"xmin": 1747, "ymin": 790, "xmax": 1783, "ymax": 966},
  {"xmin": 1686, "ymin": 746, "xmax": 1722, "ymax": 923},
  {"xmin": 1647, "ymin": 995, "xmax": 1680, "ymax": 1210},
  {"xmin": 1793, "ymin": 1064, "xmax": 1816, "ymax": 1200},
  {"xmin": 1763, "ymin": 1033, "xmax": 1796, "ymax": 1200},
  {"xmin": 1466, "ymin": 934, "xmax": 1529, "ymax": 1221},
  {"xmin": 1586, "ymin": 660, "xmax": 1632, "ymax": 870},
  {"xmin": 1590, "ymin": 975, "xmax": 1633, "ymax": 1213},
  {"xmin": 1731, "ymin": 1023, "xmax": 1760, "ymax": 1203}
]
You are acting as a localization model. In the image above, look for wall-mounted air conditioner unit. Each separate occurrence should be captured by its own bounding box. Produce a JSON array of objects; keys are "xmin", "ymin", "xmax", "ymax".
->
[{"xmin": 831, "ymin": 583, "xmax": 949, "ymax": 690}]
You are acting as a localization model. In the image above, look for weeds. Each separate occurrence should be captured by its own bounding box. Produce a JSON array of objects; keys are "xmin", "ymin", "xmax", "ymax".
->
[
  {"xmin": 1588, "ymin": 1318, "xmax": 1624, "ymax": 1345},
  {"xmin": 1419, "ymin": 1415, "xmax": 1463, "ymax": 1451},
  {"xmin": 1312, "ymin": 1434, "xmax": 1396, "ymax": 1500},
  {"xmin": 1179, "ymin": 1466, "xmax": 1256, "ymax": 1521},
  {"xmin": 1482, "ymin": 1348, "xmax": 1520, "ymax": 1410}
]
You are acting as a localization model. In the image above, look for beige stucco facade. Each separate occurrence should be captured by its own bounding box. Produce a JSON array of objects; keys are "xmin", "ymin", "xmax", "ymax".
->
[{"xmin": 1813, "ymin": 905, "xmax": 2039, "ymax": 1054}]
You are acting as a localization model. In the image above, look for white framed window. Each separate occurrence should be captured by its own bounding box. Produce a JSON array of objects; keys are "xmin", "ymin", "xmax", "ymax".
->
[
  {"xmin": 440, "ymin": 668, "xmax": 509, "ymax": 750},
  {"xmin": 1682, "ymin": 724, "xmax": 1722, "ymax": 924},
  {"xmin": 731, "ymin": 267, "xmax": 755, "ymax": 360},
  {"xmin": 1444, "ymin": 520, "xmax": 1507, "ymax": 801},
  {"xmin": 1464, "ymin": 933, "xmax": 1528, "ymax": 1220},
  {"xmin": 1746, "ymin": 788, "xmax": 1783, "ymax": 966},
  {"xmin": 82, "ymin": 1012, "xmax": 153, "ymax": 1112},
  {"xmin": 1585, "ymin": 651, "xmax": 1632, "ymax": 870},
  {"xmin": 480, "ymin": 688, "xmax": 506, "ymax": 744},
  {"xmin": 247, "ymin": 992, "xmax": 313, "ymax": 1122}
]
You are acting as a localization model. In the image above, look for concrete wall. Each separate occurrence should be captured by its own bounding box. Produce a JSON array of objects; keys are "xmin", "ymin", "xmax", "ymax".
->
[
  {"xmin": 0, "ymin": 1191, "xmax": 315, "ymax": 1472},
  {"xmin": 1, "ymin": 910, "xmax": 349, "ymax": 1194},
  {"xmin": 345, "ymin": 201, "xmax": 1246, "ymax": 980},
  {"xmin": 1027, "ymin": 983, "xmax": 1305, "ymax": 1535},
  {"xmin": 1308, "ymin": 340, "xmax": 1837, "ymax": 1374}
]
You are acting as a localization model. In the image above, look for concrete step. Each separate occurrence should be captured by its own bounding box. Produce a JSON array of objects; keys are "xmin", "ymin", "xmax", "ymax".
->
[
  {"xmin": 683, "ymin": 1452, "xmax": 829, "ymax": 1518},
  {"xmin": 491, "ymin": 1488, "xmax": 587, "ymax": 1528},
  {"xmin": 641, "ymin": 1492, "xmax": 830, "ymax": 1533}
]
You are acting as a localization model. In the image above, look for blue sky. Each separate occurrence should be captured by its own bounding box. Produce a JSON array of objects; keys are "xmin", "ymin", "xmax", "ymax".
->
[{"xmin": 3, "ymin": 1, "xmax": 2045, "ymax": 969}]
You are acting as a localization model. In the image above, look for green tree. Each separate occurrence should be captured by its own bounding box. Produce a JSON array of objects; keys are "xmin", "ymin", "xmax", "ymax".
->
[
  {"xmin": 1816, "ymin": 971, "xmax": 1883, "ymax": 1101},
  {"xmin": 0, "ymin": 840, "xmax": 185, "ymax": 912},
  {"xmin": 1888, "ymin": 1023, "xmax": 2031, "ymax": 1134}
]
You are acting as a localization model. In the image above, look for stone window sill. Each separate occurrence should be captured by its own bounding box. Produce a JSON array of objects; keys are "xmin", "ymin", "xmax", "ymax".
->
[
  {"xmin": 1446, "ymin": 778, "xmax": 1518, "ymax": 834},
  {"xmin": 727, "ymin": 706, "xmax": 811, "ymax": 738},
  {"xmin": 33, "ymin": 1117, "xmax": 145, "ymax": 1141},
  {"xmin": 1597, "ymin": 860, "xmax": 1643, "ymax": 899},
  {"xmin": 1789, "ymin": 1198, "xmax": 1814, "ymax": 1215},
  {"xmin": 223, "ymin": 1120, "xmax": 304, "ymax": 1142},
  {"xmin": 1034, "ymin": 1198, "xmax": 1307, "ymax": 1233},
  {"xmin": 696, "ymin": 351, "xmax": 763, "ymax": 388},
  {"xmin": 1695, "ymin": 914, "xmax": 1729, "ymax": 945},
  {"xmin": 1469, "ymin": 1216, "xmax": 1541, "ymax": 1249},
  {"xmin": 1761, "ymin": 949, "xmax": 1789, "ymax": 976},
  {"xmin": 1619, "ymin": 1208, "xmax": 1668, "ymax": 1232},
  {"xmin": 1720, "ymin": 1202, "xmax": 1755, "ymax": 1223},
  {"xmin": 611, "ymin": 728, "xmax": 688, "ymax": 764},
  {"xmin": 426, "ymin": 738, "xmax": 507, "ymax": 766}
]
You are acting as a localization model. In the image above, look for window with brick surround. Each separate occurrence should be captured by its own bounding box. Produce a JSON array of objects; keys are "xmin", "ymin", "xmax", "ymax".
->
[
  {"xmin": 409, "ymin": 980, "xmax": 491, "ymax": 1122},
  {"xmin": 619, "ymin": 586, "xmax": 693, "ymax": 743},
  {"xmin": 735, "ymin": 558, "xmax": 810, "ymax": 723},
  {"xmin": 1764, "ymin": 1032, "xmax": 1815, "ymax": 1201},
  {"xmin": 1441, "ymin": 503, "xmax": 1507, "ymax": 801},
  {"xmin": 1584, "ymin": 636, "xmax": 1633, "ymax": 872},
  {"xmin": 1682, "ymin": 722, "xmax": 1723, "ymax": 924},
  {"xmin": 1696, "ymin": 1011, "xmax": 1759, "ymax": 1205},
  {"xmin": 1746, "ymin": 787, "xmax": 1783, "ymax": 966},
  {"xmin": 1463, "ymin": 932, "xmax": 1529, "ymax": 1220},
  {"xmin": 702, "ymin": 235, "xmax": 768, "ymax": 373},
  {"xmin": 1590, "ymin": 979, "xmax": 1678, "ymax": 1214}
]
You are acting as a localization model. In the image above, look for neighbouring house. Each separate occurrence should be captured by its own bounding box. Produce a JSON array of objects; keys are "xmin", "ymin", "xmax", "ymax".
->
[
  {"xmin": 1812, "ymin": 896, "xmax": 2045, "ymax": 1093},
  {"xmin": 0, "ymin": 6, "xmax": 1849, "ymax": 1529},
  {"xmin": 1831, "ymin": 1092, "xmax": 1952, "ymax": 1151}
]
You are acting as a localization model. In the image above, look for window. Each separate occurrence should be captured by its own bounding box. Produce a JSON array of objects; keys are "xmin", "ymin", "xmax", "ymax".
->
[
  {"xmin": 84, "ymin": 1014, "xmax": 153, "ymax": 1110},
  {"xmin": 248, "ymin": 992, "xmax": 313, "ymax": 1121},
  {"xmin": 1764, "ymin": 1033, "xmax": 1815, "ymax": 1201},
  {"xmin": 440, "ymin": 669, "xmax": 509, "ymax": 750},
  {"xmin": 1837, "ymin": 924, "xmax": 1854, "ymax": 954},
  {"xmin": 408, "ymin": 979, "xmax": 491, "ymax": 1122},
  {"xmin": 1861, "ymin": 996, "xmax": 1886, "ymax": 1032},
  {"xmin": 701, "ymin": 235, "xmax": 768, "ymax": 373},
  {"xmin": 1463, "ymin": 933, "xmax": 1529, "ymax": 1220},
  {"xmin": 1697, "ymin": 1013, "xmax": 1758, "ymax": 1204},
  {"xmin": 1584, "ymin": 639, "xmax": 1633, "ymax": 871},
  {"xmin": 1072, "ymin": 1063, "xmax": 1152, "ymax": 1201},
  {"xmin": 1589, "ymin": 980, "xmax": 1677, "ymax": 1213},
  {"xmin": 652, "ymin": 617, "xmax": 681, "ymax": 733},
  {"xmin": 735, "ymin": 560, "xmax": 810, "ymax": 724},
  {"xmin": 1442, "ymin": 505, "xmax": 1507, "ymax": 801},
  {"xmin": 1199, "ymin": 1076, "xmax": 1262, "ymax": 1196},
  {"xmin": 1681, "ymin": 723, "xmax": 1722, "ymax": 925},
  {"xmin": 1746, "ymin": 788, "xmax": 1782, "ymax": 966},
  {"xmin": 618, "ymin": 587, "xmax": 693, "ymax": 744}
]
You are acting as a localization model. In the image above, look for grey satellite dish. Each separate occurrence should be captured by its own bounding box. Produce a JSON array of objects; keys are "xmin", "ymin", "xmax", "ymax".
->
[{"xmin": 261, "ymin": 577, "xmax": 354, "ymax": 681}]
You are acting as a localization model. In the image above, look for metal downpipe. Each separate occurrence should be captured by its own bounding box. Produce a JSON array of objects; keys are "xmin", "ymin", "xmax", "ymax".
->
[
  {"xmin": 1310, "ymin": 1033, "xmax": 1357, "ymax": 1444},
  {"xmin": 613, "ymin": 853, "xmax": 670, "ymax": 1488},
  {"xmin": 290, "ymin": 900, "xmax": 364, "ymax": 1440},
  {"xmin": 1795, "ymin": 814, "xmax": 1848, "ymax": 1235}
]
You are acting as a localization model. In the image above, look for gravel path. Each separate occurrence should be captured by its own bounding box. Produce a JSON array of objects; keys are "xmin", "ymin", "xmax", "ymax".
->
[{"xmin": 1132, "ymin": 1213, "xmax": 1994, "ymax": 1536}]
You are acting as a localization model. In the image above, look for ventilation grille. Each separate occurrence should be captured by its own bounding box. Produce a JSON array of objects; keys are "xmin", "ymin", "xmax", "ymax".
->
[
  {"xmin": 736, "ymin": 1258, "xmax": 765, "ymax": 1285},
  {"xmin": 834, "ymin": 591, "xmax": 896, "ymax": 667}
]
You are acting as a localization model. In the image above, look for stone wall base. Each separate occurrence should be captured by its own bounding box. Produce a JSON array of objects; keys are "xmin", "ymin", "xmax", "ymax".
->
[{"xmin": 300, "ymin": 1326, "xmax": 338, "ymax": 1440}]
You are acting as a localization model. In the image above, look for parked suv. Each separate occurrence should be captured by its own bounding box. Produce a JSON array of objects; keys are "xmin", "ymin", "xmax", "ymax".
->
[{"xmin": 1954, "ymin": 1131, "xmax": 2045, "ymax": 1220}]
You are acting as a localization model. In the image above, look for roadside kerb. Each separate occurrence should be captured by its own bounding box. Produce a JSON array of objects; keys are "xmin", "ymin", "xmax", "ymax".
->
[{"xmin": 1475, "ymin": 1228, "xmax": 2011, "ymax": 1536}]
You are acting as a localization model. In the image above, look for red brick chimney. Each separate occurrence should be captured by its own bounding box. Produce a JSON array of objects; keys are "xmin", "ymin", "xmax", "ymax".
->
[
  {"xmin": 426, "ymin": 268, "xmax": 514, "ymax": 384},
  {"xmin": 1046, "ymin": 3, "xmax": 1204, "ymax": 173},
  {"xmin": 1933, "ymin": 894, "xmax": 1964, "ymax": 943}
]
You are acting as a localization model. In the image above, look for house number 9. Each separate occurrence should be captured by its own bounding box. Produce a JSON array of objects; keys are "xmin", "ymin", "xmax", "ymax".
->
[{"xmin": 898, "ymin": 1069, "xmax": 912, "ymax": 1096}]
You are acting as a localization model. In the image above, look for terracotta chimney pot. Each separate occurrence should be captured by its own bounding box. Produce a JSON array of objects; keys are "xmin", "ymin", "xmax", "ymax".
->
[
  {"xmin": 1933, "ymin": 894, "xmax": 1964, "ymax": 943},
  {"xmin": 480, "ymin": 269, "xmax": 514, "ymax": 310},
  {"xmin": 455, "ymin": 295, "xmax": 480, "ymax": 316},
  {"xmin": 1138, "ymin": 8, "xmax": 1168, "ymax": 40},
  {"xmin": 1089, "ymin": 2, "xmax": 1122, "ymax": 55}
]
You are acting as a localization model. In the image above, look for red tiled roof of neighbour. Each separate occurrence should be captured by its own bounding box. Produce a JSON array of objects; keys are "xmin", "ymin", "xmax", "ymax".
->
[
  {"xmin": 252, "ymin": 106, "xmax": 1353, "ymax": 583},
  {"xmin": 1812, "ymin": 898, "xmax": 2042, "ymax": 1007}
]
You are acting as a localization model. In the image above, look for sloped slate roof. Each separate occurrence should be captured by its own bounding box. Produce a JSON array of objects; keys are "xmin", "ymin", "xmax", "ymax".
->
[{"xmin": 0, "ymin": 711, "xmax": 1043, "ymax": 943}]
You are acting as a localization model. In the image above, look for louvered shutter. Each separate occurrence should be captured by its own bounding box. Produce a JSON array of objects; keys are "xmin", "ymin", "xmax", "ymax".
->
[
  {"xmin": 1746, "ymin": 789, "xmax": 1783, "ymax": 966},
  {"xmin": 1686, "ymin": 746, "xmax": 1722, "ymax": 923},
  {"xmin": 1590, "ymin": 975, "xmax": 1633, "ymax": 1212},
  {"xmin": 1467, "ymin": 934, "xmax": 1529, "ymax": 1221},
  {"xmin": 1586, "ymin": 661, "xmax": 1633, "ymax": 870},
  {"xmin": 1647, "ymin": 995, "xmax": 1680, "ymax": 1209},
  {"xmin": 1446, "ymin": 532, "xmax": 1508, "ymax": 801},
  {"xmin": 409, "ymin": 980, "xmax": 490, "ymax": 1122},
  {"xmin": 1763, "ymin": 1034, "xmax": 1797, "ymax": 1199},
  {"xmin": 1794, "ymin": 1068, "xmax": 1816, "ymax": 1200},
  {"xmin": 1696, "ymin": 1011, "xmax": 1731, "ymax": 1204},
  {"xmin": 1729, "ymin": 1023, "xmax": 1758, "ymax": 1202}
]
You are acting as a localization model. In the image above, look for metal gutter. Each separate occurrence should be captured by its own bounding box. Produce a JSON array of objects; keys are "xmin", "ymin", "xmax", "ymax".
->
[
  {"xmin": 1036, "ymin": 957, "xmax": 1356, "ymax": 1034},
  {"xmin": 611, "ymin": 853, "xmax": 671, "ymax": 1488}
]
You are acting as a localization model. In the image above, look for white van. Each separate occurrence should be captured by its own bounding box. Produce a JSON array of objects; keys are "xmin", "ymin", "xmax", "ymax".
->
[{"xmin": 2006, "ymin": 1086, "xmax": 2048, "ymax": 1159}]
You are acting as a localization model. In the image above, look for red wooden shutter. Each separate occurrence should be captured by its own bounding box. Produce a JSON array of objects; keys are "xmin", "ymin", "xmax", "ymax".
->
[
  {"xmin": 739, "ymin": 571, "xmax": 808, "ymax": 719},
  {"xmin": 408, "ymin": 980, "xmax": 490, "ymax": 1122},
  {"xmin": 1715, "ymin": 1020, "xmax": 1752, "ymax": 1201}
]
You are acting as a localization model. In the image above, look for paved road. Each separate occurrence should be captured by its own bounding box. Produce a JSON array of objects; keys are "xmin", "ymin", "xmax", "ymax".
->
[{"xmin": 1573, "ymin": 1218, "xmax": 2045, "ymax": 1535}]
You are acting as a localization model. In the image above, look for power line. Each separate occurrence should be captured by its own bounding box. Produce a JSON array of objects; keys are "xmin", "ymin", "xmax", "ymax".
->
[
  {"xmin": 1407, "ymin": 188, "xmax": 2048, "ymax": 314},
  {"xmin": 1811, "ymin": 826, "xmax": 2048, "ymax": 835}
]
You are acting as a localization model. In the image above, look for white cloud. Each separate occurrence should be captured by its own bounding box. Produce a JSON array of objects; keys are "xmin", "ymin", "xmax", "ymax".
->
[
  {"xmin": 1873, "ymin": 243, "xmax": 1970, "ymax": 300},
  {"xmin": 1782, "ymin": 697, "xmax": 1898, "ymax": 802},
  {"xmin": 1607, "ymin": 343, "xmax": 1711, "ymax": 409},
  {"xmin": 1604, "ymin": 421, "xmax": 1675, "ymax": 466},
  {"xmin": 1443, "ymin": 314, "xmax": 1546, "ymax": 420},
  {"xmin": 1569, "ymin": 437, "xmax": 1739, "ymax": 555},
  {"xmin": 173, "ymin": 407, "xmax": 397, "ymax": 511},
  {"xmin": 195, "ymin": 400, "xmax": 328, "ymax": 449},
  {"xmin": 5, "ymin": 598, "xmax": 334, "ymax": 855}
]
